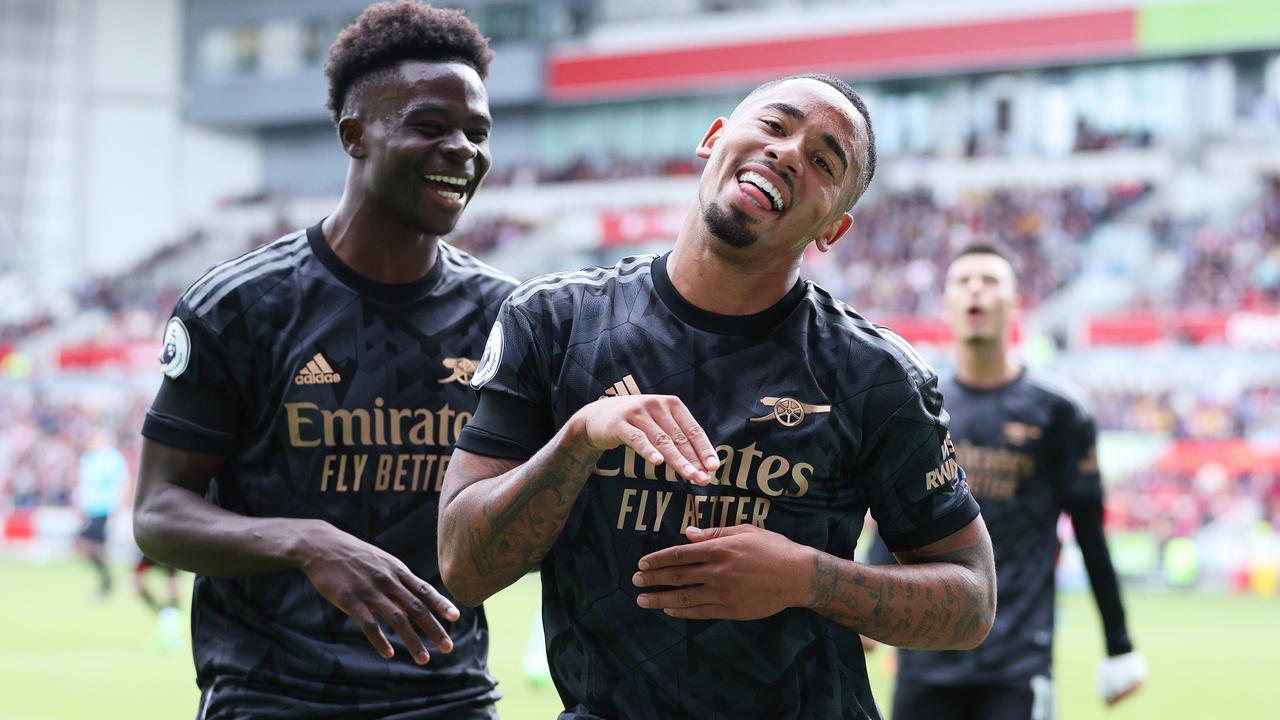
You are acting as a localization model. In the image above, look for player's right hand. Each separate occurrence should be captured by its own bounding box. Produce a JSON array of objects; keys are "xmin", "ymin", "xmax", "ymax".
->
[
  {"xmin": 568, "ymin": 394, "xmax": 719, "ymax": 485},
  {"xmin": 298, "ymin": 521, "xmax": 460, "ymax": 665}
]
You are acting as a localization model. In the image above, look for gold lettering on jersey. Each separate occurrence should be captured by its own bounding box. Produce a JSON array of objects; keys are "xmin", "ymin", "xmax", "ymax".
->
[
  {"xmin": 286, "ymin": 398, "xmax": 471, "ymax": 495},
  {"xmin": 285, "ymin": 399, "xmax": 470, "ymax": 449},
  {"xmin": 438, "ymin": 357, "xmax": 480, "ymax": 385},
  {"xmin": 600, "ymin": 440, "xmax": 810, "ymax": 535},
  {"xmin": 924, "ymin": 433, "xmax": 961, "ymax": 491},
  {"xmin": 954, "ymin": 441, "xmax": 1036, "ymax": 501},
  {"xmin": 593, "ymin": 443, "xmax": 812, "ymax": 499}
]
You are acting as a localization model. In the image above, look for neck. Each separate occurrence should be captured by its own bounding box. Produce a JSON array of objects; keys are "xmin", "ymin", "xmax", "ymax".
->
[
  {"xmin": 665, "ymin": 205, "xmax": 802, "ymax": 315},
  {"xmin": 322, "ymin": 188, "xmax": 440, "ymax": 285},
  {"xmin": 954, "ymin": 337, "xmax": 1021, "ymax": 389}
]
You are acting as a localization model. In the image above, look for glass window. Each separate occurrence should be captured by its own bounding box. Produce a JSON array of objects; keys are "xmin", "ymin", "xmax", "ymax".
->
[
  {"xmin": 260, "ymin": 19, "xmax": 302, "ymax": 78},
  {"xmin": 302, "ymin": 18, "xmax": 328, "ymax": 65},
  {"xmin": 198, "ymin": 27, "xmax": 237, "ymax": 82},
  {"xmin": 233, "ymin": 25, "xmax": 261, "ymax": 76}
]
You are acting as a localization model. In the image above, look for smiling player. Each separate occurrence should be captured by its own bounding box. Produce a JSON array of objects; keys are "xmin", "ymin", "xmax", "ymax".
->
[
  {"xmin": 132, "ymin": 4, "xmax": 513, "ymax": 717},
  {"xmin": 438, "ymin": 73, "xmax": 996, "ymax": 720}
]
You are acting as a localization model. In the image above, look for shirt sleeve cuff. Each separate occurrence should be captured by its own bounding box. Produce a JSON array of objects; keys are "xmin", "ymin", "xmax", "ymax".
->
[
  {"xmin": 455, "ymin": 425, "xmax": 539, "ymax": 461},
  {"xmin": 881, "ymin": 494, "xmax": 982, "ymax": 553},
  {"xmin": 141, "ymin": 411, "xmax": 237, "ymax": 456}
]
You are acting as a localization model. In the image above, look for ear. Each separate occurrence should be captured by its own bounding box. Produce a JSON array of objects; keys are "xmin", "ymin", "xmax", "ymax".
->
[
  {"xmin": 815, "ymin": 212, "xmax": 854, "ymax": 252},
  {"xmin": 695, "ymin": 117, "xmax": 728, "ymax": 159},
  {"xmin": 338, "ymin": 117, "xmax": 366, "ymax": 159}
]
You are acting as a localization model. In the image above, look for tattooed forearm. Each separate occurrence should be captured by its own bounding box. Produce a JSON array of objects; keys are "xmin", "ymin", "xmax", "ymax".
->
[
  {"xmin": 438, "ymin": 430, "xmax": 601, "ymax": 606},
  {"xmin": 808, "ymin": 518, "xmax": 995, "ymax": 650}
]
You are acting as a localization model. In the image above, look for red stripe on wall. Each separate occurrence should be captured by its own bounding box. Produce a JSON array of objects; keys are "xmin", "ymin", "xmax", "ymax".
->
[{"xmin": 549, "ymin": 10, "xmax": 1136, "ymax": 101}]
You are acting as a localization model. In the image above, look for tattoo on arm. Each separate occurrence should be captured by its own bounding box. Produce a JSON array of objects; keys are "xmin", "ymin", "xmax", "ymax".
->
[
  {"xmin": 442, "ymin": 434, "xmax": 601, "ymax": 599},
  {"xmin": 808, "ymin": 520, "xmax": 996, "ymax": 650}
]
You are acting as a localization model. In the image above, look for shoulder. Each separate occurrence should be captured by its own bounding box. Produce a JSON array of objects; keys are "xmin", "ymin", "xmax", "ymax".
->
[
  {"xmin": 438, "ymin": 241, "xmax": 518, "ymax": 300},
  {"xmin": 175, "ymin": 228, "xmax": 311, "ymax": 327},
  {"xmin": 1023, "ymin": 369, "xmax": 1094, "ymax": 423},
  {"xmin": 802, "ymin": 281, "xmax": 937, "ymax": 392},
  {"xmin": 505, "ymin": 254, "xmax": 656, "ymax": 311}
]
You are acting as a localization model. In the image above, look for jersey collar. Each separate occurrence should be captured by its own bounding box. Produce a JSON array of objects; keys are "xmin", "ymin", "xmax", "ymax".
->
[
  {"xmin": 307, "ymin": 221, "xmax": 445, "ymax": 303},
  {"xmin": 650, "ymin": 253, "xmax": 806, "ymax": 336}
]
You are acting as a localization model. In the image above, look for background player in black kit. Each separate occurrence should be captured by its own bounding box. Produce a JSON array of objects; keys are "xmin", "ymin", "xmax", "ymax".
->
[
  {"xmin": 889, "ymin": 243, "xmax": 1147, "ymax": 720},
  {"xmin": 132, "ymin": 4, "xmax": 512, "ymax": 717},
  {"xmin": 437, "ymin": 74, "xmax": 996, "ymax": 720}
]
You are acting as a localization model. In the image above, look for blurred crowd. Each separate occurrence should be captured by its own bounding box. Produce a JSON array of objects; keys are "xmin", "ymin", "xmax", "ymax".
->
[
  {"xmin": 1149, "ymin": 175, "xmax": 1280, "ymax": 310},
  {"xmin": 806, "ymin": 183, "xmax": 1149, "ymax": 315},
  {"xmin": 1092, "ymin": 384, "xmax": 1280, "ymax": 442},
  {"xmin": 0, "ymin": 388, "xmax": 147, "ymax": 513},
  {"xmin": 1108, "ymin": 467, "xmax": 1280, "ymax": 544}
]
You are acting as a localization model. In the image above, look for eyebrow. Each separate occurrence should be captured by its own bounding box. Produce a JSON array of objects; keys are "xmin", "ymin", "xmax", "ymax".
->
[
  {"xmin": 405, "ymin": 103, "xmax": 492, "ymax": 126},
  {"xmin": 763, "ymin": 102, "xmax": 805, "ymax": 120},
  {"xmin": 820, "ymin": 132, "xmax": 850, "ymax": 174}
]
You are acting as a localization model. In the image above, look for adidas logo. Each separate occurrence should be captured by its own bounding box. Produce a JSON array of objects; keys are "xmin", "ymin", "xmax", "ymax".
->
[
  {"xmin": 600, "ymin": 374, "xmax": 642, "ymax": 399},
  {"xmin": 294, "ymin": 353, "xmax": 342, "ymax": 385}
]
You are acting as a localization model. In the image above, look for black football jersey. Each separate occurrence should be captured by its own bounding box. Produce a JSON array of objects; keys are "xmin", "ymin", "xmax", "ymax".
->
[
  {"xmin": 895, "ymin": 370, "xmax": 1102, "ymax": 685},
  {"xmin": 141, "ymin": 222, "xmax": 514, "ymax": 718},
  {"xmin": 458, "ymin": 253, "xmax": 979, "ymax": 720}
]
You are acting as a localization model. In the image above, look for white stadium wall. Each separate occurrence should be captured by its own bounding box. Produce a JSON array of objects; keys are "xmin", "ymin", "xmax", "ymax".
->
[{"xmin": 80, "ymin": 0, "xmax": 261, "ymax": 277}]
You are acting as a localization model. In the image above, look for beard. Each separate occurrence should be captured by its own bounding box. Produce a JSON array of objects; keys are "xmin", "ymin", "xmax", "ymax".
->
[{"xmin": 703, "ymin": 201, "xmax": 759, "ymax": 248}]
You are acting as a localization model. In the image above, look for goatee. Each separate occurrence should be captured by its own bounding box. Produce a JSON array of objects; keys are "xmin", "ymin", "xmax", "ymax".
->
[{"xmin": 703, "ymin": 202, "xmax": 759, "ymax": 248}]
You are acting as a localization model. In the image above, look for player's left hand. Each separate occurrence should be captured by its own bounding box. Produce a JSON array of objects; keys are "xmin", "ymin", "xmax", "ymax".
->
[
  {"xmin": 1098, "ymin": 651, "xmax": 1147, "ymax": 706},
  {"xmin": 632, "ymin": 524, "xmax": 811, "ymax": 620}
]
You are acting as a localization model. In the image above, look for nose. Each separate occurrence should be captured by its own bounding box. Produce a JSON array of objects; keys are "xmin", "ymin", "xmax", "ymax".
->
[
  {"xmin": 764, "ymin": 135, "xmax": 802, "ymax": 176},
  {"xmin": 438, "ymin": 128, "xmax": 477, "ymax": 161}
]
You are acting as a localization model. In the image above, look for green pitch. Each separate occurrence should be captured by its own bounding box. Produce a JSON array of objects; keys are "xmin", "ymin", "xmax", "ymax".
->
[{"xmin": 1, "ymin": 560, "xmax": 1275, "ymax": 719}]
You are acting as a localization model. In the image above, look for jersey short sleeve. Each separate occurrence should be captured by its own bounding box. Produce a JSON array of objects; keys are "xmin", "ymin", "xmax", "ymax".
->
[
  {"xmin": 1052, "ymin": 400, "xmax": 1104, "ymax": 512},
  {"xmin": 455, "ymin": 297, "xmax": 556, "ymax": 460},
  {"xmin": 140, "ymin": 307, "xmax": 243, "ymax": 456},
  {"xmin": 858, "ymin": 375, "xmax": 980, "ymax": 552}
]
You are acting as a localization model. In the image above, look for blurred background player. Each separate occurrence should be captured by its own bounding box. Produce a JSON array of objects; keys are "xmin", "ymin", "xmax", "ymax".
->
[
  {"xmin": 132, "ymin": 554, "xmax": 183, "ymax": 653},
  {"xmin": 888, "ymin": 242, "xmax": 1148, "ymax": 720},
  {"xmin": 74, "ymin": 427, "xmax": 127, "ymax": 600},
  {"xmin": 131, "ymin": 3, "xmax": 513, "ymax": 717}
]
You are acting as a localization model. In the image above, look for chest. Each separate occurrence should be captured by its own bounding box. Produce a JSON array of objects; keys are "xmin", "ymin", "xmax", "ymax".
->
[
  {"xmin": 553, "ymin": 325, "xmax": 859, "ymax": 516},
  {"xmin": 948, "ymin": 392, "xmax": 1058, "ymax": 505}
]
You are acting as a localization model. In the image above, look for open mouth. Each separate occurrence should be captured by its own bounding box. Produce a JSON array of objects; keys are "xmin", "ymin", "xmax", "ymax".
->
[
  {"xmin": 736, "ymin": 170, "xmax": 785, "ymax": 212},
  {"xmin": 424, "ymin": 174, "xmax": 469, "ymax": 204}
]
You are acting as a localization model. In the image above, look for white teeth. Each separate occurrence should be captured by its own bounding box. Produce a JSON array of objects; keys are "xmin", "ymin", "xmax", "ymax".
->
[
  {"xmin": 435, "ymin": 189, "xmax": 464, "ymax": 201},
  {"xmin": 736, "ymin": 170, "xmax": 784, "ymax": 211},
  {"xmin": 425, "ymin": 174, "xmax": 468, "ymax": 186}
]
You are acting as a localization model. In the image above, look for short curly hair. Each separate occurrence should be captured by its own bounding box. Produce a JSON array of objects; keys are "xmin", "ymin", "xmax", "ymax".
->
[{"xmin": 325, "ymin": 1, "xmax": 493, "ymax": 124}]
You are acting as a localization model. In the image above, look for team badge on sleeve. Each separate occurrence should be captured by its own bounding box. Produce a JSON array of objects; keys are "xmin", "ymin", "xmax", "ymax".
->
[
  {"xmin": 158, "ymin": 317, "xmax": 191, "ymax": 379},
  {"xmin": 470, "ymin": 323, "xmax": 503, "ymax": 389}
]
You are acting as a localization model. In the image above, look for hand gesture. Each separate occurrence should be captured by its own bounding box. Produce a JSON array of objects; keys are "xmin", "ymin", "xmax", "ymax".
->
[
  {"xmin": 632, "ymin": 524, "xmax": 811, "ymax": 620},
  {"xmin": 570, "ymin": 395, "xmax": 719, "ymax": 484},
  {"xmin": 300, "ymin": 523, "xmax": 459, "ymax": 664}
]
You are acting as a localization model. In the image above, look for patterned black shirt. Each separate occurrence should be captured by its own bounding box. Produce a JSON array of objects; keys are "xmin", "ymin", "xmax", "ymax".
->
[
  {"xmin": 458, "ymin": 253, "xmax": 979, "ymax": 720},
  {"xmin": 895, "ymin": 370, "xmax": 1103, "ymax": 686},
  {"xmin": 142, "ymin": 222, "xmax": 514, "ymax": 718}
]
